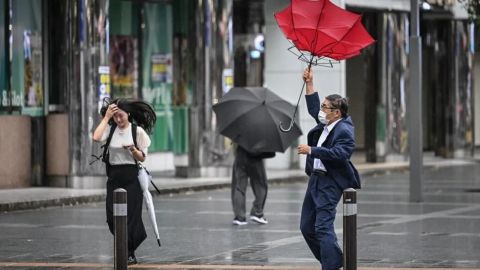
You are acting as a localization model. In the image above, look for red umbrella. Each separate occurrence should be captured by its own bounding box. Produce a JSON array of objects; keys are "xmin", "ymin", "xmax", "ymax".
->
[
  {"xmin": 274, "ymin": 0, "xmax": 374, "ymax": 131},
  {"xmin": 275, "ymin": 0, "xmax": 374, "ymax": 63}
]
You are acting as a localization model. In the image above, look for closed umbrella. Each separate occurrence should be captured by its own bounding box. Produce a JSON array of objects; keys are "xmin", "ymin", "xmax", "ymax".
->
[
  {"xmin": 138, "ymin": 166, "xmax": 161, "ymax": 247},
  {"xmin": 212, "ymin": 87, "xmax": 302, "ymax": 153}
]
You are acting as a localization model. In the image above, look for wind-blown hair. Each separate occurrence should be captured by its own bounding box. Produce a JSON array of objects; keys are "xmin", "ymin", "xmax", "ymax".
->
[{"xmin": 100, "ymin": 97, "xmax": 156, "ymax": 134}]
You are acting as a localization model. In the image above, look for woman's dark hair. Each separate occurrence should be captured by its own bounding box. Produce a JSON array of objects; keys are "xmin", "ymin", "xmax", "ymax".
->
[
  {"xmin": 100, "ymin": 97, "xmax": 156, "ymax": 134},
  {"xmin": 325, "ymin": 94, "xmax": 349, "ymax": 117}
]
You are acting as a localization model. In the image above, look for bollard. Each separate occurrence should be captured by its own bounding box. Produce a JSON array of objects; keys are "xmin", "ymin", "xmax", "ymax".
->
[
  {"xmin": 114, "ymin": 188, "xmax": 128, "ymax": 270},
  {"xmin": 343, "ymin": 188, "xmax": 357, "ymax": 270}
]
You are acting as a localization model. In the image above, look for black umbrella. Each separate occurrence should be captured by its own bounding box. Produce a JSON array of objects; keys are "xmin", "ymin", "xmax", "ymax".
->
[{"xmin": 212, "ymin": 87, "xmax": 302, "ymax": 153}]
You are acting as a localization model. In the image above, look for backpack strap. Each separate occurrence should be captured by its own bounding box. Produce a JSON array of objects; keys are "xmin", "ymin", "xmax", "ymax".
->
[
  {"xmin": 101, "ymin": 123, "xmax": 117, "ymax": 164},
  {"xmin": 131, "ymin": 123, "xmax": 138, "ymax": 165},
  {"xmin": 131, "ymin": 123, "xmax": 146, "ymax": 162},
  {"xmin": 132, "ymin": 123, "xmax": 138, "ymax": 149}
]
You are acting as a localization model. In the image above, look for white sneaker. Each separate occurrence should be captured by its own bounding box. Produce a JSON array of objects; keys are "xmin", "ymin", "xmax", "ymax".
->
[
  {"xmin": 232, "ymin": 218, "xmax": 248, "ymax": 225},
  {"xmin": 250, "ymin": 215, "xmax": 268, "ymax": 224}
]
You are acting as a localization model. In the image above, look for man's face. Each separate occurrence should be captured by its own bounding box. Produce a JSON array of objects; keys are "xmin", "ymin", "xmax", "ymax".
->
[{"xmin": 320, "ymin": 99, "xmax": 341, "ymax": 123}]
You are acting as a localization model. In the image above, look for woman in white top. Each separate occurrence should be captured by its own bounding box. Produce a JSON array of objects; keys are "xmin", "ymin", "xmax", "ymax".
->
[{"xmin": 93, "ymin": 98, "xmax": 156, "ymax": 265}]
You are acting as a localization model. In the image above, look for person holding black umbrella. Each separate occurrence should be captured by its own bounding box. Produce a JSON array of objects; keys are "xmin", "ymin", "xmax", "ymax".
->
[
  {"xmin": 211, "ymin": 87, "xmax": 302, "ymax": 226},
  {"xmin": 296, "ymin": 68, "xmax": 361, "ymax": 270},
  {"xmin": 231, "ymin": 144, "xmax": 275, "ymax": 225}
]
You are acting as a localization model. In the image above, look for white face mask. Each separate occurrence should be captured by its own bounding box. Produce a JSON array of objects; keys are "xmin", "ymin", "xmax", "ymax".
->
[{"xmin": 318, "ymin": 110, "xmax": 329, "ymax": 125}]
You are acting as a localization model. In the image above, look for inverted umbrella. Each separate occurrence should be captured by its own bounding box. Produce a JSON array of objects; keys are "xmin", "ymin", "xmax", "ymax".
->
[
  {"xmin": 212, "ymin": 87, "xmax": 302, "ymax": 153},
  {"xmin": 274, "ymin": 0, "xmax": 375, "ymax": 131},
  {"xmin": 275, "ymin": 0, "xmax": 374, "ymax": 64}
]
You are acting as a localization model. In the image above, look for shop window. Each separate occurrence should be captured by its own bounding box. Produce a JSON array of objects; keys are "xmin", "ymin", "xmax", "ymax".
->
[
  {"xmin": 11, "ymin": 0, "xmax": 44, "ymax": 116},
  {"xmin": 0, "ymin": 0, "xmax": 7, "ymax": 112}
]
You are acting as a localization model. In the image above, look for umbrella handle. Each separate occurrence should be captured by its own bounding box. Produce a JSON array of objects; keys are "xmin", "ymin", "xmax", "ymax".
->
[{"xmin": 279, "ymin": 119, "xmax": 295, "ymax": 132}]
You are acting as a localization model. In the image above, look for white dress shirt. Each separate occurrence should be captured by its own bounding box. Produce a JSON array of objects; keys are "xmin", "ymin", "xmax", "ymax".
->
[{"xmin": 313, "ymin": 118, "xmax": 342, "ymax": 172}]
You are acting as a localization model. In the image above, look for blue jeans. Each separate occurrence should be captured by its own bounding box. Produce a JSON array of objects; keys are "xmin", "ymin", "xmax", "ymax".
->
[{"xmin": 300, "ymin": 173, "xmax": 343, "ymax": 270}]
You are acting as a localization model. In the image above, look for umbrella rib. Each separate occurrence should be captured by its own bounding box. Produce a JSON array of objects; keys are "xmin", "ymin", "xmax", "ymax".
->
[{"xmin": 309, "ymin": 0, "xmax": 327, "ymax": 56}]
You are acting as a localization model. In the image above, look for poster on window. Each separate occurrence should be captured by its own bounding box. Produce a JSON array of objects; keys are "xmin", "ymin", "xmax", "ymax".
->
[
  {"xmin": 98, "ymin": 66, "xmax": 110, "ymax": 112},
  {"xmin": 0, "ymin": 1, "xmax": 5, "ymax": 109},
  {"xmin": 151, "ymin": 53, "xmax": 172, "ymax": 84},
  {"xmin": 23, "ymin": 31, "xmax": 43, "ymax": 108},
  {"xmin": 110, "ymin": 36, "xmax": 137, "ymax": 98}
]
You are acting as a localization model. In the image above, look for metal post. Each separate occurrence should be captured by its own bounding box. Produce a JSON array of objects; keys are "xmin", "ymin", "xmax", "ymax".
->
[
  {"xmin": 343, "ymin": 188, "xmax": 357, "ymax": 270},
  {"xmin": 113, "ymin": 189, "xmax": 127, "ymax": 270},
  {"xmin": 409, "ymin": 0, "xmax": 423, "ymax": 202}
]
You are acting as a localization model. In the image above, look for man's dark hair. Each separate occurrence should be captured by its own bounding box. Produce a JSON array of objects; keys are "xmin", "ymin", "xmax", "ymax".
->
[{"xmin": 325, "ymin": 94, "xmax": 349, "ymax": 117}]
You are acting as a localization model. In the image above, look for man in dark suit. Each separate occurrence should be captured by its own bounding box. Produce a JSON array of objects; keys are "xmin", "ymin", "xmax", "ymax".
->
[{"xmin": 297, "ymin": 68, "xmax": 361, "ymax": 270}]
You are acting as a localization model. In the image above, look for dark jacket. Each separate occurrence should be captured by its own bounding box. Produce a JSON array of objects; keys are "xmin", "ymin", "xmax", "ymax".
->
[{"xmin": 304, "ymin": 93, "xmax": 361, "ymax": 190}]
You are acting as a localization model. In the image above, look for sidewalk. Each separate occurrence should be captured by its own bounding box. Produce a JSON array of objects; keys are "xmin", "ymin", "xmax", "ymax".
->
[{"xmin": 0, "ymin": 155, "xmax": 476, "ymax": 212}]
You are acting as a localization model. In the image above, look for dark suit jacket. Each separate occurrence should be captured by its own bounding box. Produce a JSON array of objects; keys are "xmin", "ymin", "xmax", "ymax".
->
[{"xmin": 304, "ymin": 93, "xmax": 361, "ymax": 190}]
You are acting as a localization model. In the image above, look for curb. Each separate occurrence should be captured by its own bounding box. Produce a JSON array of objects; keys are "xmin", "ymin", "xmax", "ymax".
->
[
  {"xmin": 0, "ymin": 175, "xmax": 307, "ymax": 213},
  {"xmin": 0, "ymin": 194, "xmax": 106, "ymax": 213}
]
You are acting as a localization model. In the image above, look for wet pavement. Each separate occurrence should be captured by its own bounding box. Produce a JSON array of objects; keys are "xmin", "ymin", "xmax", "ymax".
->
[{"xmin": 1, "ymin": 162, "xmax": 480, "ymax": 269}]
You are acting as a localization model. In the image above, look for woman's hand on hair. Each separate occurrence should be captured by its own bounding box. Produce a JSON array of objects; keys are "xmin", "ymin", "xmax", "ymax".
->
[{"xmin": 105, "ymin": 104, "xmax": 118, "ymax": 119}]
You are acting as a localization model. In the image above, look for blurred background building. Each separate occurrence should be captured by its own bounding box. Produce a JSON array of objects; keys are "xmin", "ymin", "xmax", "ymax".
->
[{"xmin": 0, "ymin": 0, "xmax": 477, "ymax": 189}]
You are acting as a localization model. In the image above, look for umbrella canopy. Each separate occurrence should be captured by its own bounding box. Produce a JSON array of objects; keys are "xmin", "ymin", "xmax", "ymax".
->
[
  {"xmin": 274, "ymin": 0, "xmax": 375, "ymax": 62},
  {"xmin": 273, "ymin": 0, "xmax": 375, "ymax": 132},
  {"xmin": 212, "ymin": 87, "xmax": 302, "ymax": 153}
]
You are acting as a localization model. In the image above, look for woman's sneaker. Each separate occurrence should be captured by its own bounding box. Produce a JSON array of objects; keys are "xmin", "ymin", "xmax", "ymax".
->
[
  {"xmin": 127, "ymin": 252, "xmax": 137, "ymax": 265},
  {"xmin": 250, "ymin": 215, "xmax": 268, "ymax": 224},
  {"xmin": 232, "ymin": 217, "xmax": 248, "ymax": 225}
]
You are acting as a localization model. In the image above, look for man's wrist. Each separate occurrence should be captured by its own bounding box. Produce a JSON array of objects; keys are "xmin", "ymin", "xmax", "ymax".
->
[{"xmin": 308, "ymin": 147, "xmax": 311, "ymax": 155}]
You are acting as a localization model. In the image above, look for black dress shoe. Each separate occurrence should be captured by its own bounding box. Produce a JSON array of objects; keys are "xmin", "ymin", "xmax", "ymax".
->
[{"xmin": 127, "ymin": 255, "xmax": 137, "ymax": 265}]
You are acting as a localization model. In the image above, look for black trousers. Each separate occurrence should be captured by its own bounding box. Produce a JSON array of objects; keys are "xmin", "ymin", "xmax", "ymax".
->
[
  {"xmin": 106, "ymin": 164, "xmax": 146, "ymax": 254},
  {"xmin": 231, "ymin": 147, "xmax": 268, "ymax": 219}
]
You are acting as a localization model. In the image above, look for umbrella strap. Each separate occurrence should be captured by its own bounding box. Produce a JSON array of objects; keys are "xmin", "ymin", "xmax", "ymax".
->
[{"xmin": 150, "ymin": 179, "xmax": 161, "ymax": 195}]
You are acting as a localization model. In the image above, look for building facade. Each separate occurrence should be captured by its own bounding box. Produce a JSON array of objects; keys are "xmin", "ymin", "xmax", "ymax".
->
[
  {"xmin": 0, "ymin": 0, "xmax": 477, "ymax": 189},
  {"xmin": 0, "ymin": 0, "xmax": 234, "ymax": 188}
]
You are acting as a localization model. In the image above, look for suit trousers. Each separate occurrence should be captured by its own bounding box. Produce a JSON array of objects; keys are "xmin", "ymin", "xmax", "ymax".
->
[
  {"xmin": 231, "ymin": 150, "xmax": 268, "ymax": 219},
  {"xmin": 300, "ymin": 173, "xmax": 343, "ymax": 270}
]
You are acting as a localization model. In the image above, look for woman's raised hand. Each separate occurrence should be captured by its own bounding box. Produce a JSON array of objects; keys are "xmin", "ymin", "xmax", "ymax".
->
[{"xmin": 105, "ymin": 104, "xmax": 118, "ymax": 119}]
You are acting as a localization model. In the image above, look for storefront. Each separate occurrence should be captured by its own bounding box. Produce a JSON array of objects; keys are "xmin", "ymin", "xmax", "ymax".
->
[
  {"xmin": 0, "ymin": 0, "xmax": 234, "ymax": 188},
  {"xmin": 0, "ymin": 0, "xmax": 44, "ymax": 115},
  {"xmin": 345, "ymin": 0, "xmax": 475, "ymax": 162},
  {"xmin": 109, "ymin": 0, "xmax": 188, "ymax": 155},
  {"xmin": 0, "ymin": 0, "xmax": 45, "ymax": 188}
]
